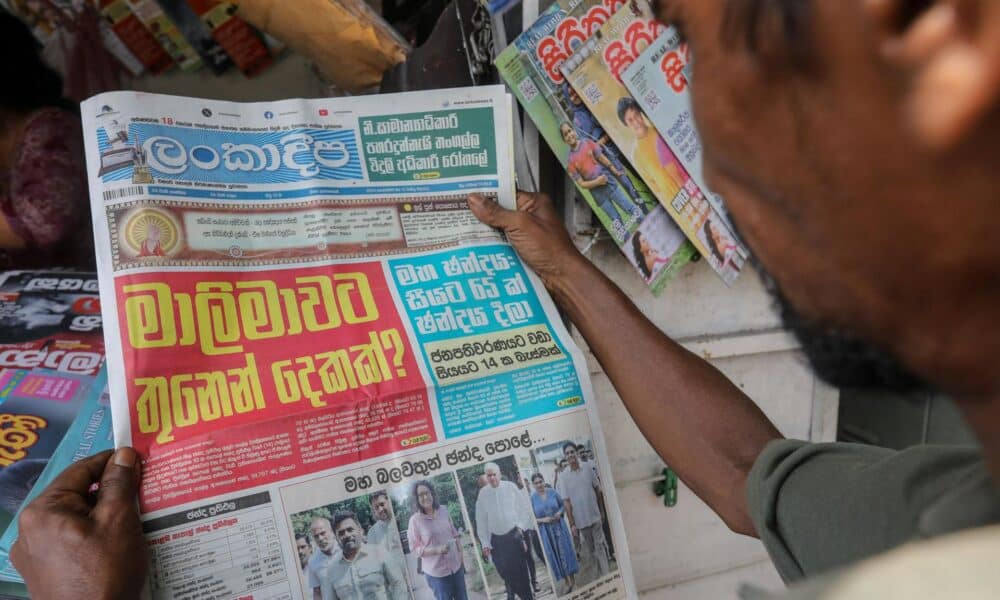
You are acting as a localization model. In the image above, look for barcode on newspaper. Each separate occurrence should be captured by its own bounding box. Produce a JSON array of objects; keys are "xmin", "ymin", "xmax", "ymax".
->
[{"xmin": 103, "ymin": 186, "xmax": 145, "ymax": 201}]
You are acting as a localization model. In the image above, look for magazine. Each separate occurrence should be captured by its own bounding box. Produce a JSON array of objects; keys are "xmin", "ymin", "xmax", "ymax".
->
[
  {"xmin": 0, "ymin": 369, "xmax": 112, "ymax": 598},
  {"xmin": 0, "ymin": 270, "xmax": 110, "ymax": 596},
  {"xmin": 561, "ymin": 1, "xmax": 747, "ymax": 285},
  {"xmin": 81, "ymin": 87, "xmax": 635, "ymax": 599},
  {"xmin": 0, "ymin": 271, "xmax": 105, "ymax": 376},
  {"xmin": 621, "ymin": 28, "xmax": 742, "ymax": 242},
  {"xmin": 496, "ymin": 0, "xmax": 694, "ymax": 293}
]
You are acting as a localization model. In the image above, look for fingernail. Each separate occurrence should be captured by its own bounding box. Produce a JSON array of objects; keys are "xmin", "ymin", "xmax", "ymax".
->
[
  {"xmin": 114, "ymin": 447, "xmax": 137, "ymax": 468},
  {"xmin": 468, "ymin": 194, "xmax": 484, "ymax": 205}
]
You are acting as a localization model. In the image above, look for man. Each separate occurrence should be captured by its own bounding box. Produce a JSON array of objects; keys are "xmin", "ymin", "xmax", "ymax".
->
[
  {"xmin": 296, "ymin": 532, "xmax": 314, "ymax": 577},
  {"xmin": 307, "ymin": 516, "xmax": 340, "ymax": 600},
  {"xmin": 577, "ymin": 444, "xmax": 614, "ymax": 562},
  {"xmin": 9, "ymin": 1, "xmax": 1000, "ymax": 598},
  {"xmin": 616, "ymin": 96, "xmax": 687, "ymax": 204},
  {"xmin": 556, "ymin": 443, "xmax": 609, "ymax": 578},
  {"xmin": 561, "ymin": 122, "xmax": 644, "ymax": 242},
  {"xmin": 366, "ymin": 491, "xmax": 403, "ymax": 556},
  {"xmin": 562, "ymin": 82, "xmax": 643, "ymax": 204},
  {"xmin": 321, "ymin": 511, "xmax": 407, "ymax": 600},
  {"xmin": 475, "ymin": 463, "xmax": 534, "ymax": 600}
]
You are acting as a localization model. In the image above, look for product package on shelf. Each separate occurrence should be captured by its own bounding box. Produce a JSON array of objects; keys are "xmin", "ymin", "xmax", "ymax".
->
[
  {"xmin": 125, "ymin": 0, "xmax": 203, "ymax": 71},
  {"xmin": 156, "ymin": 0, "xmax": 234, "ymax": 73},
  {"xmin": 497, "ymin": 0, "xmax": 694, "ymax": 293},
  {"xmin": 98, "ymin": 0, "xmax": 176, "ymax": 74},
  {"xmin": 561, "ymin": 1, "xmax": 747, "ymax": 284},
  {"xmin": 184, "ymin": 0, "xmax": 273, "ymax": 77}
]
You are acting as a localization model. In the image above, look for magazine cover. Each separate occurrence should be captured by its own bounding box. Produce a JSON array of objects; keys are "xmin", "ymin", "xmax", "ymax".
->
[
  {"xmin": 156, "ymin": 0, "xmax": 233, "ymax": 73},
  {"xmin": 496, "ymin": 0, "xmax": 693, "ymax": 293},
  {"xmin": 98, "ymin": 0, "xmax": 175, "ymax": 74},
  {"xmin": 0, "ymin": 369, "xmax": 111, "ymax": 598},
  {"xmin": 0, "ymin": 369, "xmax": 98, "ymax": 534},
  {"xmin": 185, "ymin": 0, "xmax": 273, "ymax": 77},
  {"xmin": 622, "ymin": 27, "xmax": 743, "ymax": 243},
  {"xmin": 125, "ymin": 0, "xmax": 203, "ymax": 71},
  {"xmin": 561, "ymin": 1, "xmax": 747, "ymax": 285},
  {"xmin": 0, "ymin": 272, "xmax": 105, "ymax": 376}
]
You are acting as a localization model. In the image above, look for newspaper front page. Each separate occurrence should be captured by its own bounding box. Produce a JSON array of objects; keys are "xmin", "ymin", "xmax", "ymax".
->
[{"xmin": 81, "ymin": 87, "xmax": 634, "ymax": 600}]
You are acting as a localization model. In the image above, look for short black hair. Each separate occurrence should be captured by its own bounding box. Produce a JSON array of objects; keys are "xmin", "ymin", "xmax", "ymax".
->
[
  {"xmin": 370, "ymin": 490, "xmax": 389, "ymax": 503},
  {"xmin": 632, "ymin": 233, "xmax": 652, "ymax": 280},
  {"xmin": 295, "ymin": 532, "xmax": 311, "ymax": 543},
  {"xmin": 562, "ymin": 441, "xmax": 578, "ymax": 454},
  {"xmin": 616, "ymin": 97, "xmax": 641, "ymax": 126},
  {"xmin": 331, "ymin": 510, "xmax": 359, "ymax": 532},
  {"xmin": 531, "ymin": 472, "xmax": 544, "ymax": 483}
]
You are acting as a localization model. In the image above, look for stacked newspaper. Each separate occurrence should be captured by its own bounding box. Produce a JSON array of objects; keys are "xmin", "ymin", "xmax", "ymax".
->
[
  {"xmin": 0, "ymin": 271, "xmax": 112, "ymax": 599},
  {"xmin": 77, "ymin": 87, "xmax": 635, "ymax": 599},
  {"xmin": 498, "ymin": 0, "xmax": 749, "ymax": 286}
]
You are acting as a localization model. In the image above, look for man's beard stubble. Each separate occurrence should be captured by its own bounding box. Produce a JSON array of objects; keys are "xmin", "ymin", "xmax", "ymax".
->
[{"xmin": 754, "ymin": 263, "xmax": 930, "ymax": 393}]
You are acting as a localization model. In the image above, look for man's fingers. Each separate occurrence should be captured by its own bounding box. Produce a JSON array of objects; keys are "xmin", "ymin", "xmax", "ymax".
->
[
  {"xmin": 93, "ymin": 447, "xmax": 141, "ymax": 522},
  {"xmin": 515, "ymin": 190, "xmax": 559, "ymax": 221},
  {"xmin": 37, "ymin": 450, "xmax": 113, "ymax": 502},
  {"xmin": 468, "ymin": 193, "xmax": 518, "ymax": 229}
]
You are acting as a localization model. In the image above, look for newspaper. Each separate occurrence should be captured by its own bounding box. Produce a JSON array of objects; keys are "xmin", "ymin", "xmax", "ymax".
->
[
  {"xmin": 495, "ymin": 0, "xmax": 695, "ymax": 294},
  {"xmin": 81, "ymin": 87, "xmax": 634, "ymax": 600},
  {"xmin": 561, "ymin": 2, "xmax": 748, "ymax": 285}
]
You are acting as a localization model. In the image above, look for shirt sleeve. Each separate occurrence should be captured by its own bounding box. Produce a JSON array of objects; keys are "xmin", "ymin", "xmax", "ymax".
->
[
  {"xmin": 475, "ymin": 494, "xmax": 491, "ymax": 551},
  {"xmin": 746, "ymin": 439, "xmax": 999, "ymax": 583},
  {"xmin": 407, "ymin": 515, "xmax": 426, "ymax": 557},
  {"xmin": 308, "ymin": 562, "xmax": 320, "ymax": 589}
]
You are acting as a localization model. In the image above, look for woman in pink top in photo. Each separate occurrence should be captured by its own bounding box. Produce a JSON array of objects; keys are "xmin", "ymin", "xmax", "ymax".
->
[{"xmin": 406, "ymin": 480, "xmax": 468, "ymax": 600}]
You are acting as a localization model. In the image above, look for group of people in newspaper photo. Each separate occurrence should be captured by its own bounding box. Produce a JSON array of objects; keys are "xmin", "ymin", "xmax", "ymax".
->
[{"xmin": 291, "ymin": 438, "xmax": 617, "ymax": 600}]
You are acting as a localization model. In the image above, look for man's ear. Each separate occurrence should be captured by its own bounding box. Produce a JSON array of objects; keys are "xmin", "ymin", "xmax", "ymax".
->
[{"xmin": 866, "ymin": 0, "xmax": 1000, "ymax": 150}]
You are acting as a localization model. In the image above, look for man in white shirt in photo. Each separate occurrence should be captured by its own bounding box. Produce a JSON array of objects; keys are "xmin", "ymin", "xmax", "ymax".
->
[{"xmin": 475, "ymin": 462, "xmax": 535, "ymax": 600}]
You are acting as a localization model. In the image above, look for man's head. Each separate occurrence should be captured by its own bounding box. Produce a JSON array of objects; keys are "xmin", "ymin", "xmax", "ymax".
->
[
  {"xmin": 617, "ymin": 97, "xmax": 651, "ymax": 139},
  {"xmin": 369, "ymin": 491, "xmax": 393, "ymax": 522},
  {"xmin": 295, "ymin": 533, "xmax": 312, "ymax": 568},
  {"xmin": 331, "ymin": 511, "xmax": 363, "ymax": 557},
  {"xmin": 563, "ymin": 442, "xmax": 580, "ymax": 467},
  {"xmin": 309, "ymin": 517, "xmax": 335, "ymax": 555},
  {"xmin": 484, "ymin": 462, "xmax": 502, "ymax": 488},
  {"xmin": 653, "ymin": 0, "xmax": 1000, "ymax": 396},
  {"xmin": 560, "ymin": 122, "xmax": 580, "ymax": 148}
]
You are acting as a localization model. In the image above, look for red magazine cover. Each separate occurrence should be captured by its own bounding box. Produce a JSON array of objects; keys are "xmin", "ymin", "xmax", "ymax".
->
[{"xmin": 185, "ymin": 0, "xmax": 273, "ymax": 77}]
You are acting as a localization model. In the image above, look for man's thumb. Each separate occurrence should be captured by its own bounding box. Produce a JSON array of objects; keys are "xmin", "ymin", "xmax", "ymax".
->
[
  {"xmin": 468, "ymin": 194, "xmax": 515, "ymax": 229},
  {"xmin": 95, "ymin": 447, "xmax": 141, "ymax": 514}
]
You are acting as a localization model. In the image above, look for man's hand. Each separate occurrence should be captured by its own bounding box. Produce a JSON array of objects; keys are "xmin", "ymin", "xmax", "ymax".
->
[
  {"xmin": 11, "ymin": 448, "xmax": 148, "ymax": 600},
  {"xmin": 468, "ymin": 192, "xmax": 589, "ymax": 290},
  {"xmin": 482, "ymin": 547, "xmax": 492, "ymax": 560}
]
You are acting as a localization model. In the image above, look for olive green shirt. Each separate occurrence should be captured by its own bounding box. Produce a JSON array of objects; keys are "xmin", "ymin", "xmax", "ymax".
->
[{"xmin": 744, "ymin": 440, "xmax": 1000, "ymax": 595}]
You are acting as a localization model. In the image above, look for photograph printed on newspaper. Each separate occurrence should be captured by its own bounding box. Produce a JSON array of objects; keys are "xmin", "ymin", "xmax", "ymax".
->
[{"xmin": 80, "ymin": 86, "xmax": 635, "ymax": 600}]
